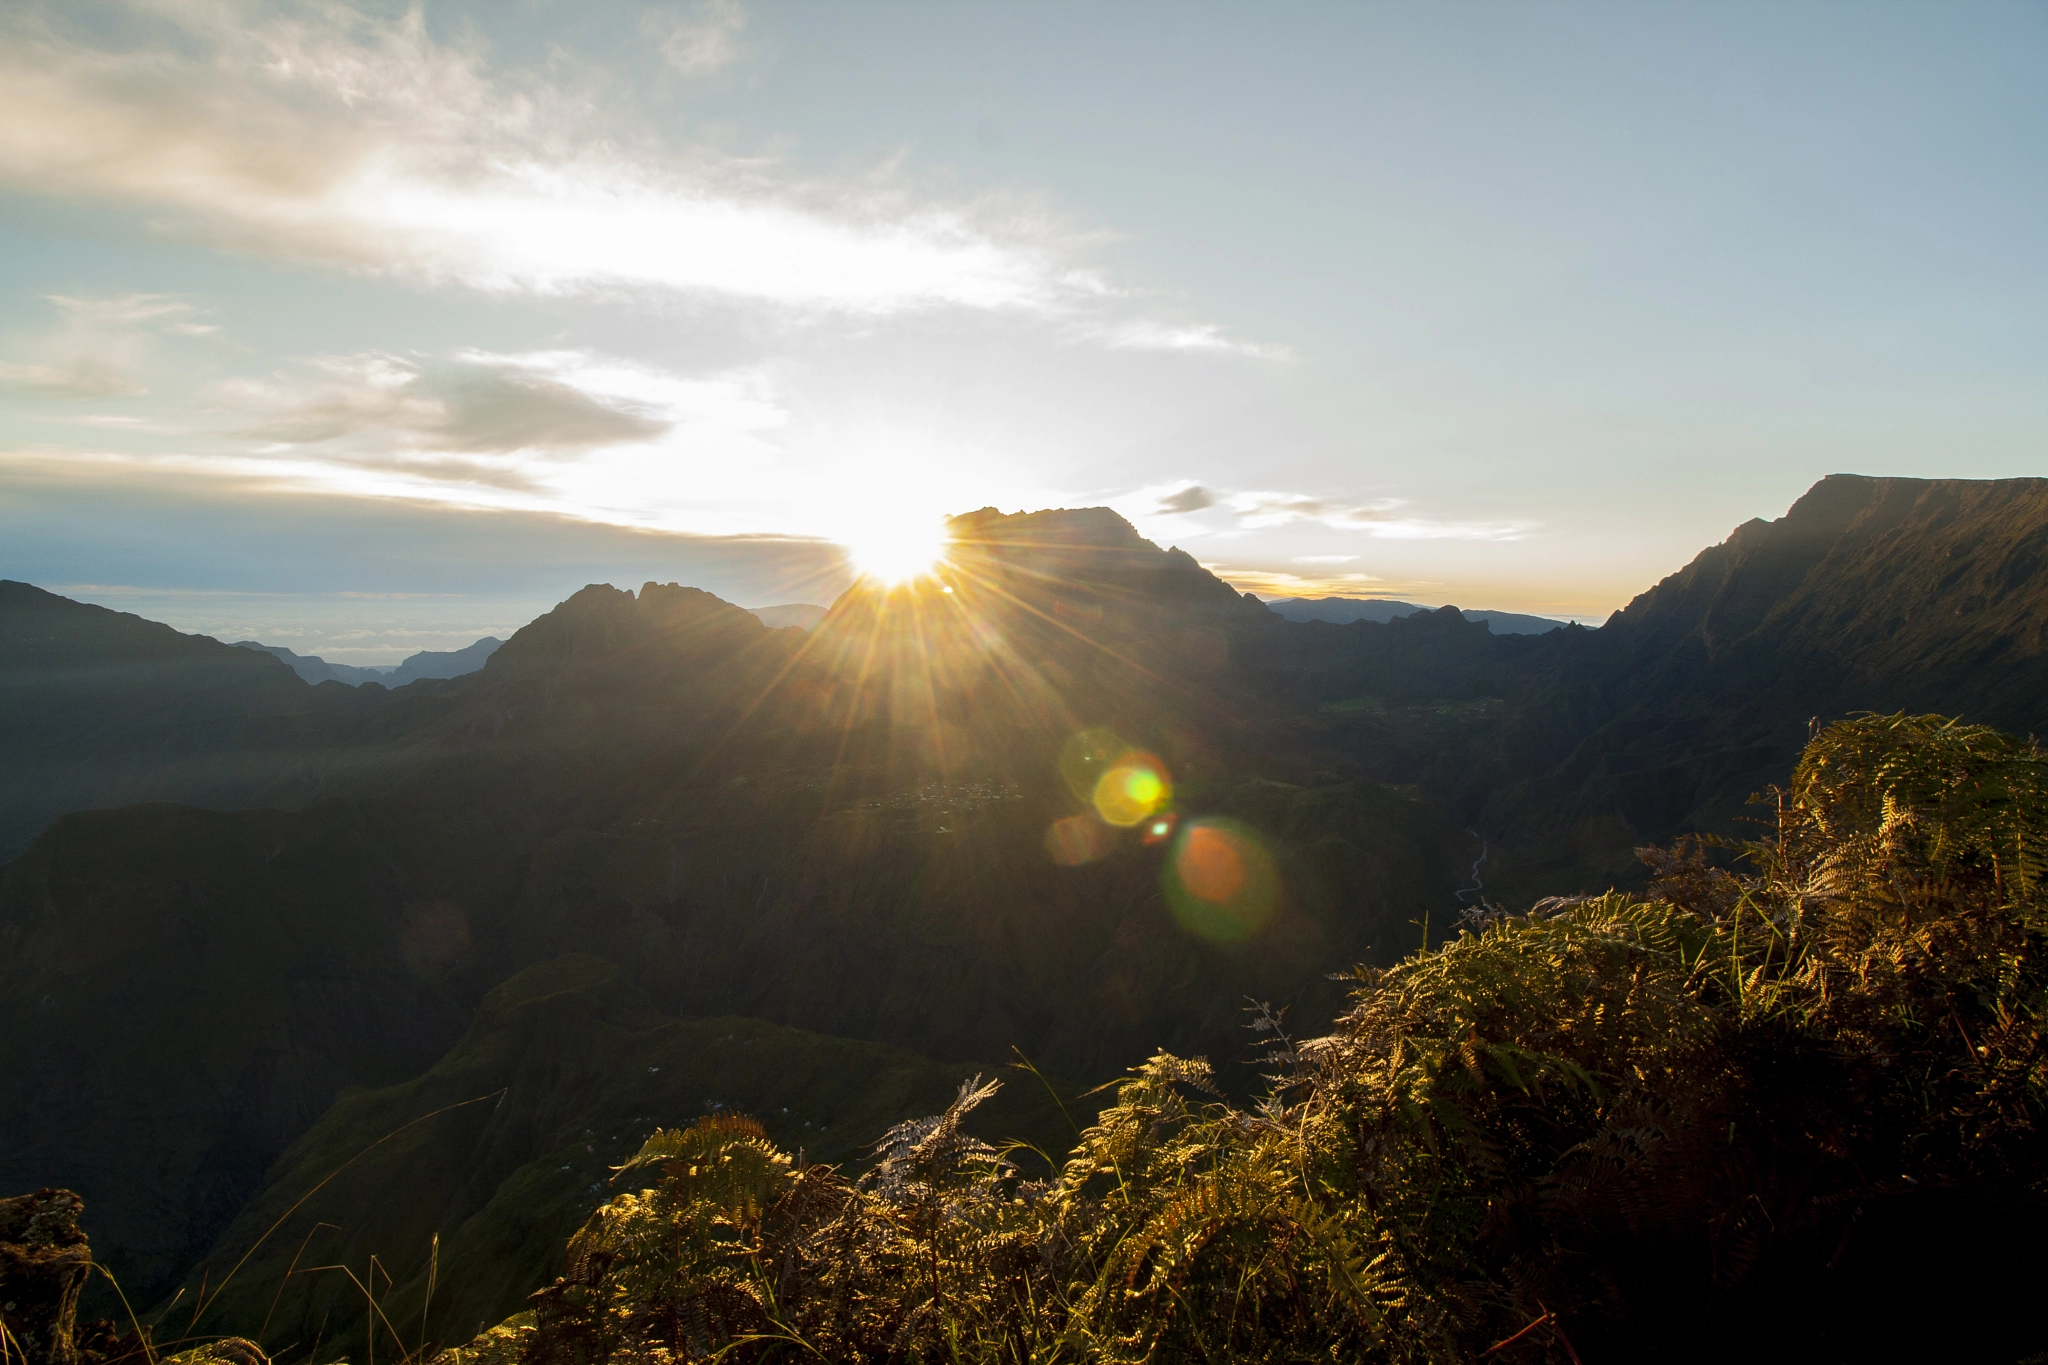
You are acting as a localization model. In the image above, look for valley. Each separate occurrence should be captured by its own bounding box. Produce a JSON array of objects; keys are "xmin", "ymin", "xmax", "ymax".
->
[{"xmin": 4, "ymin": 474, "xmax": 2047, "ymax": 1362}]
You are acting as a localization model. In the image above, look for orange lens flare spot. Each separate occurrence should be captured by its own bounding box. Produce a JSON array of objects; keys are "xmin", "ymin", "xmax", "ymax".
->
[
  {"xmin": 1164, "ymin": 818, "xmax": 1280, "ymax": 941},
  {"xmin": 1176, "ymin": 824, "xmax": 1246, "ymax": 901},
  {"xmin": 1045, "ymin": 814, "xmax": 1113, "ymax": 867},
  {"xmin": 1092, "ymin": 752, "xmax": 1170, "ymax": 827}
]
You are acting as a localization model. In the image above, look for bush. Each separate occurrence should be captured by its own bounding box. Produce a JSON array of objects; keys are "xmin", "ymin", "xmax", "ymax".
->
[{"xmin": 474, "ymin": 714, "xmax": 2048, "ymax": 1364}]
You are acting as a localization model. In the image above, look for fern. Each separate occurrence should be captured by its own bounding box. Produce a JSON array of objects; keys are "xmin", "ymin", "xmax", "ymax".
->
[{"xmin": 449, "ymin": 713, "xmax": 2048, "ymax": 1365}]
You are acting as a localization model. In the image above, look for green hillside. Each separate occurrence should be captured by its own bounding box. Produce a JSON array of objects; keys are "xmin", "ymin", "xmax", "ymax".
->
[{"xmin": 174, "ymin": 956, "xmax": 1077, "ymax": 1360}]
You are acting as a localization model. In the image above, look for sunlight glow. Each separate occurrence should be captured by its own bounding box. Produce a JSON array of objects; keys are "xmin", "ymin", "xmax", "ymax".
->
[{"xmin": 842, "ymin": 514, "xmax": 952, "ymax": 586}]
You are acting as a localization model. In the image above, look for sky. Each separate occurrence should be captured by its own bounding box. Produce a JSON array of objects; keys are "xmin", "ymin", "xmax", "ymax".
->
[{"xmin": 1, "ymin": 1, "xmax": 2042, "ymax": 662}]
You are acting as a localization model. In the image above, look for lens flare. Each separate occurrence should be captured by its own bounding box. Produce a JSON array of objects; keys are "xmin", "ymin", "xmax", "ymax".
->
[
  {"xmin": 1164, "ymin": 818, "xmax": 1280, "ymax": 941},
  {"xmin": 1059, "ymin": 727, "xmax": 1129, "ymax": 803},
  {"xmin": 1045, "ymin": 814, "xmax": 1112, "ymax": 866},
  {"xmin": 1093, "ymin": 752, "xmax": 1170, "ymax": 827}
]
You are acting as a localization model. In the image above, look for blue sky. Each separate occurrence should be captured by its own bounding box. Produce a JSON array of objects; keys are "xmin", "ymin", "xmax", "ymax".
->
[{"xmin": 1, "ymin": 1, "xmax": 2042, "ymax": 660}]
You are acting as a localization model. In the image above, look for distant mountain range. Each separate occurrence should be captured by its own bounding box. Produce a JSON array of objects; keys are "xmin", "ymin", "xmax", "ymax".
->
[
  {"xmin": 1264, "ymin": 596, "xmax": 1570, "ymax": 633},
  {"xmin": 747, "ymin": 602, "xmax": 829, "ymax": 630},
  {"xmin": 233, "ymin": 636, "xmax": 503, "ymax": 687},
  {"xmin": 3, "ymin": 472, "xmax": 2045, "ymax": 1354}
]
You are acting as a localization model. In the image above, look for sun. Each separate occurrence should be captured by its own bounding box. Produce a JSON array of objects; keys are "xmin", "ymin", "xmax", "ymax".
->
[{"xmin": 842, "ymin": 514, "xmax": 952, "ymax": 586}]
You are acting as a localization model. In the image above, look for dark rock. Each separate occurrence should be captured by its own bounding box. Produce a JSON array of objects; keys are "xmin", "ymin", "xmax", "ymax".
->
[{"xmin": 0, "ymin": 1189, "xmax": 91, "ymax": 1365}]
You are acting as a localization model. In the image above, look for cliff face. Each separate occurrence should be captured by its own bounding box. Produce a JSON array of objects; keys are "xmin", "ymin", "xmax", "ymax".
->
[
  {"xmin": 1603, "ymin": 474, "xmax": 2048, "ymax": 714},
  {"xmin": 1471, "ymin": 475, "xmax": 2048, "ymax": 882}
]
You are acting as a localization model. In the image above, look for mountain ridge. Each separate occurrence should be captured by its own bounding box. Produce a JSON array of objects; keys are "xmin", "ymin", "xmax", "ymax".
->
[
  {"xmin": 1265, "ymin": 596, "xmax": 1569, "ymax": 634},
  {"xmin": 6, "ymin": 473, "xmax": 2048, "ymax": 1339}
]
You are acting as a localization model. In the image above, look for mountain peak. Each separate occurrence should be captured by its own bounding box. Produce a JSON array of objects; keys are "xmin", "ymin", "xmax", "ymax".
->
[{"xmin": 490, "ymin": 581, "xmax": 767, "ymax": 671}]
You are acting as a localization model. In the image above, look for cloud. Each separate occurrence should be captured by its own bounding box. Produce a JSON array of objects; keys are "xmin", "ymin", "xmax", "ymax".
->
[
  {"xmin": 1292, "ymin": 554, "xmax": 1357, "ymax": 564},
  {"xmin": 1229, "ymin": 491, "xmax": 1532, "ymax": 540},
  {"xmin": 1154, "ymin": 484, "xmax": 1216, "ymax": 514},
  {"xmin": 225, "ymin": 352, "xmax": 673, "ymax": 456},
  {"xmin": 0, "ymin": 293, "xmax": 201, "ymax": 397},
  {"xmin": 644, "ymin": 0, "xmax": 747, "ymax": 77},
  {"xmin": 194, "ymin": 347, "xmax": 788, "ymax": 505},
  {"xmin": 0, "ymin": 5, "xmax": 1084, "ymax": 315},
  {"xmin": 1199, "ymin": 564, "xmax": 1393, "ymax": 599},
  {"xmin": 0, "ymin": 361, "xmax": 139, "ymax": 398},
  {"xmin": 1091, "ymin": 320, "xmax": 1292, "ymax": 361},
  {"xmin": 1121, "ymin": 480, "xmax": 1534, "ymax": 543},
  {"xmin": 0, "ymin": 2, "xmax": 1284, "ymax": 361}
]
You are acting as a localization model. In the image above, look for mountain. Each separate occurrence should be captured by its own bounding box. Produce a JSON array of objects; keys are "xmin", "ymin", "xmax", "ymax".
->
[
  {"xmin": 746, "ymin": 603, "xmax": 828, "ymax": 631},
  {"xmin": 233, "ymin": 634, "xmax": 503, "ymax": 687},
  {"xmin": 234, "ymin": 641, "xmax": 395, "ymax": 686},
  {"xmin": 1395, "ymin": 474, "xmax": 2048, "ymax": 892},
  {"xmin": 2, "ymin": 549, "xmax": 1467, "ymax": 1313},
  {"xmin": 1266, "ymin": 596, "xmax": 1568, "ymax": 634},
  {"xmin": 388, "ymin": 636, "xmax": 503, "ymax": 684},
  {"xmin": 0, "ymin": 582, "xmax": 382, "ymax": 859},
  {"xmin": 1252, "ymin": 476, "xmax": 2048, "ymax": 897},
  {"xmin": 6, "ymin": 476, "xmax": 2048, "ymax": 1354},
  {"xmin": 235, "ymin": 637, "xmax": 504, "ymax": 687}
]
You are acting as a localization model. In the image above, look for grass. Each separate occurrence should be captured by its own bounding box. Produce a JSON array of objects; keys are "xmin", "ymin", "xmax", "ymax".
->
[{"xmin": 433, "ymin": 714, "xmax": 2048, "ymax": 1364}]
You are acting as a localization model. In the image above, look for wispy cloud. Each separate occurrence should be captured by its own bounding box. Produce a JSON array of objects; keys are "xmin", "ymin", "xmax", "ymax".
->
[
  {"xmin": 1089, "ymin": 320, "xmax": 1292, "ymax": 361},
  {"xmin": 0, "ymin": 293, "xmax": 202, "ymax": 397},
  {"xmin": 1121, "ymin": 481, "xmax": 1533, "ymax": 542},
  {"xmin": 644, "ymin": 0, "xmax": 748, "ymax": 77},
  {"xmin": 0, "ymin": 2, "xmax": 1289, "ymax": 358},
  {"xmin": 1230, "ymin": 491, "xmax": 1532, "ymax": 540},
  {"xmin": 0, "ymin": 5, "xmax": 1089, "ymax": 315}
]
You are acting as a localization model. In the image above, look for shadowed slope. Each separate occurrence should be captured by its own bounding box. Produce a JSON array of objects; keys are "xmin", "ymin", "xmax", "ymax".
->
[
  {"xmin": 0, "ymin": 556, "xmax": 1467, "ymax": 1313},
  {"xmin": 175, "ymin": 956, "xmax": 1073, "ymax": 1362},
  {"xmin": 0, "ymin": 583, "xmax": 353, "ymax": 857},
  {"xmin": 1479, "ymin": 474, "xmax": 2048, "ymax": 887}
]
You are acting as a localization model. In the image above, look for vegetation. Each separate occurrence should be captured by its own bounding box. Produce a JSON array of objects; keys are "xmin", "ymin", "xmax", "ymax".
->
[
  {"xmin": 10, "ymin": 481, "xmax": 2048, "ymax": 1357},
  {"xmin": 457, "ymin": 715, "xmax": 2048, "ymax": 1362}
]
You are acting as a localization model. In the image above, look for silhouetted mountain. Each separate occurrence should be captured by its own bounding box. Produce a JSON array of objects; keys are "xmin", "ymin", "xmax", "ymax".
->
[
  {"xmin": 1, "ymin": 537, "xmax": 1466, "ymax": 1311},
  {"xmin": 235, "ymin": 637, "xmax": 504, "ymax": 687},
  {"xmin": 6, "ymin": 476, "xmax": 2047, "ymax": 1347},
  {"xmin": 746, "ymin": 603, "xmax": 828, "ymax": 630},
  {"xmin": 0, "ymin": 582, "xmax": 388, "ymax": 859},
  {"xmin": 1349, "ymin": 475, "xmax": 2048, "ymax": 892},
  {"xmin": 1492, "ymin": 475, "xmax": 2047, "ymax": 872},
  {"xmin": 234, "ymin": 640, "xmax": 395, "ymax": 686},
  {"xmin": 388, "ymin": 636, "xmax": 503, "ymax": 685},
  {"xmin": 1266, "ymin": 595, "xmax": 1568, "ymax": 634}
]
